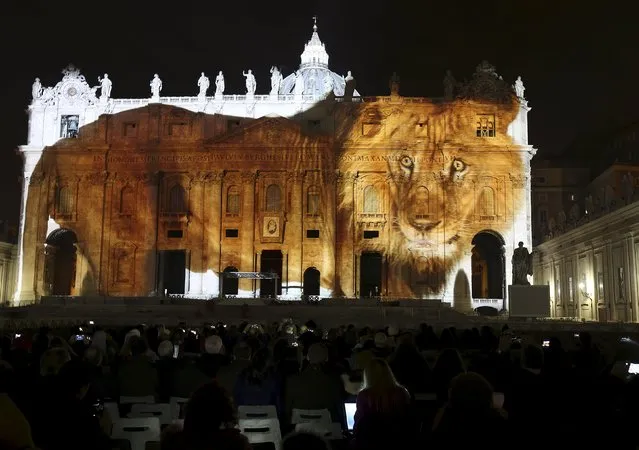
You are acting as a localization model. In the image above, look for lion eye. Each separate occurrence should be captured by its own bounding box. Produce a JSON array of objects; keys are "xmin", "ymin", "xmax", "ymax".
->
[
  {"xmin": 400, "ymin": 155, "xmax": 414, "ymax": 169},
  {"xmin": 452, "ymin": 159, "xmax": 466, "ymax": 172}
]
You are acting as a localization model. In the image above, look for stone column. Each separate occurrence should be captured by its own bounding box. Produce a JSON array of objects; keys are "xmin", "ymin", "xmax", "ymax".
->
[
  {"xmin": 335, "ymin": 172, "xmax": 357, "ymax": 298},
  {"xmin": 624, "ymin": 233, "xmax": 636, "ymax": 322},
  {"xmin": 140, "ymin": 172, "xmax": 160, "ymax": 296},
  {"xmin": 203, "ymin": 172, "xmax": 223, "ymax": 297},
  {"xmin": 322, "ymin": 171, "xmax": 338, "ymax": 298},
  {"xmin": 186, "ymin": 174, "xmax": 204, "ymax": 296},
  {"xmin": 239, "ymin": 171, "xmax": 257, "ymax": 297},
  {"xmin": 286, "ymin": 172, "xmax": 303, "ymax": 297}
]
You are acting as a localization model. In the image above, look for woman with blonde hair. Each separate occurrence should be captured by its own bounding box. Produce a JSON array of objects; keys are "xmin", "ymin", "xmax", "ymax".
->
[{"xmin": 352, "ymin": 358, "xmax": 414, "ymax": 450}]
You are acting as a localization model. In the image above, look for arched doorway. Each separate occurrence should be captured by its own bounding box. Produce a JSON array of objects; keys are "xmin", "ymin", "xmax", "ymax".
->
[
  {"xmin": 45, "ymin": 228, "xmax": 78, "ymax": 295},
  {"xmin": 303, "ymin": 267, "xmax": 321, "ymax": 296},
  {"xmin": 360, "ymin": 252, "xmax": 383, "ymax": 298},
  {"xmin": 471, "ymin": 231, "xmax": 505, "ymax": 300},
  {"xmin": 221, "ymin": 266, "xmax": 239, "ymax": 296}
]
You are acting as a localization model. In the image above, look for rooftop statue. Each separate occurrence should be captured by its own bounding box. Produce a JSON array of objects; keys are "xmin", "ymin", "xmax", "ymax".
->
[
  {"xmin": 32, "ymin": 78, "xmax": 43, "ymax": 100},
  {"xmin": 150, "ymin": 74, "xmax": 162, "ymax": 98},
  {"xmin": 270, "ymin": 66, "xmax": 282, "ymax": 96},
  {"xmin": 243, "ymin": 69, "xmax": 256, "ymax": 95},
  {"xmin": 514, "ymin": 76, "xmax": 525, "ymax": 100},
  {"xmin": 215, "ymin": 71, "xmax": 225, "ymax": 95},
  {"xmin": 197, "ymin": 72, "xmax": 210, "ymax": 97},
  {"xmin": 98, "ymin": 73, "xmax": 112, "ymax": 99}
]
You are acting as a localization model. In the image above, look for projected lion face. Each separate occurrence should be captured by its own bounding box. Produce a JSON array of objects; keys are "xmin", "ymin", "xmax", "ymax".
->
[{"xmin": 337, "ymin": 99, "xmax": 523, "ymax": 297}]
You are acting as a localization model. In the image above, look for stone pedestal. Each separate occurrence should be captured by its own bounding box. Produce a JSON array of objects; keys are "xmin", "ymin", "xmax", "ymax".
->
[{"xmin": 508, "ymin": 285, "xmax": 550, "ymax": 318}]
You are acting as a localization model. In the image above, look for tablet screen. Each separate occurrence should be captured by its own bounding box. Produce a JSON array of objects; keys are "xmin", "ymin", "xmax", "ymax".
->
[{"xmin": 344, "ymin": 402, "xmax": 356, "ymax": 431}]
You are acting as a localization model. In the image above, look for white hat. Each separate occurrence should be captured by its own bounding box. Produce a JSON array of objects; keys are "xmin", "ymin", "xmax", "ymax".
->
[{"xmin": 205, "ymin": 335, "xmax": 224, "ymax": 354}]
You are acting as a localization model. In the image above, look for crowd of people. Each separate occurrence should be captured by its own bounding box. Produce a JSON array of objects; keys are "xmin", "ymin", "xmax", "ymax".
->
[{"xmin": 1, "ymin": 319, "xmax": 639, "ymax": 449}]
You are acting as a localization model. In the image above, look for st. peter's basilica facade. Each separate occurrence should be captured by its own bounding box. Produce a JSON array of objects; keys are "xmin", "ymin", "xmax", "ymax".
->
[{"xmin": 13, "ymin": 22, "xmax": 535, "ymax": 311}]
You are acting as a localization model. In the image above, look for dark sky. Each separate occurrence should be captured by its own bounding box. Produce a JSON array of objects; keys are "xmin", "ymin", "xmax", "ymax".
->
[{"xmin": 0, "ymin": 1, "xmax": 637, "ymax": 223}]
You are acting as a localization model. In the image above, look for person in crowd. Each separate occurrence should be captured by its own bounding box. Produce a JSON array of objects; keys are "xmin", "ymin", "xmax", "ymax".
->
[
  {"xmin": 217, "ymin": 341, "xmax": 252, "ymax": 395},
  {"xmin": 179, "ymin": 381, "xmax": 251, "ymax": 450},
  {"xmin": 233, "ymin": 347, "xmax": 282, "ymax": 414},
  {"xmin": 117, "ymin": 335, "xmax": 159, "ymax": 398},
  {"xmin": 352, "ymin": 358, "xmax": 413, "ymax": 450},
  {"xmin": 388, "ymin": 334, "xmax": 432, "ymax": 396},
  {"xmin": 431, "ymin": 372, "xmax": 508, "ymax": 447},
  {"xmin": 432, "ymin": 348, "xmax": 466, "ymax": 403},
  {"xmin": 0, "ymin": 361, "xmax": 37, "ymax": 450},
  {"xmin": 285, "ymin": 343, "xmax": 344, "ymax": 426}
]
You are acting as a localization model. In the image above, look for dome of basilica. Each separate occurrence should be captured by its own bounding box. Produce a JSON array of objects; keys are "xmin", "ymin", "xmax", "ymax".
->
[{"xmin": 279, "ymin": 20, "xmax": 360, "ymax": 98}]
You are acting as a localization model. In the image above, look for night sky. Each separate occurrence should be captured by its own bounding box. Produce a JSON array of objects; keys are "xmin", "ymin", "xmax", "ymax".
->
[{"xmin": 0, "ymin": 1, "xmax": 636, "ymax": 224}]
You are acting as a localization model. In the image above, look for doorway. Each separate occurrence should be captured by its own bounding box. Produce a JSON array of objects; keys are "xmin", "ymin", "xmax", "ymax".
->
[
  {"xmin": 222, "ymin": 266, "xmax": 239, "ymax": 296},
  {"xmin": 303, "ymin": 267, "xmax": 321, "ymax": 296},
  {"xmin": 471, "ymin": 231, "xmax": 505, "ymax": 299},
  {"xmin": 260, "ymin": 250, "xmax": 283, "ymax": 297},
  {"xmin": 158, "ymin": 250, "xmax": 187, "ymax": 295},
  {"xmin": 45, "ymin": 228, "xmax": 78, "ymax": 295},
  {"xmin": 360, "ymin": 252, "xmax": 383, "ymax": 297}
]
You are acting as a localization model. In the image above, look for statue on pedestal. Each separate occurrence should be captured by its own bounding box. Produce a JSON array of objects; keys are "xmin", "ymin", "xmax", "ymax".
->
[
  {"xmin": 150, "ymin": 74, "xmax": 162, "ymax": 98},
  {"xmin": 344, "ymin": 70, "xmax": 356, "ymax": 99},
  {"xmin": 215, "ymin": 71, "xmax": 225, "ymax": 95},
  {"xmin": 269, "ymin": 66, "xmax": 282, "ymax": 96},
  {"xmin": 32, "ymin": 77, "xmax": 43, "ymax": 101},
  {"xmin": 197, "ymin": 72, "xmax": 210, "ymax": 97},
  {"xmin": 98, "ymin": 73, "xmax": 112, "ymax": 99},
  {"xmin": 512, "ymin": 241, "xmax": 533, "ymax": 285},
  {"xmin": 443, "ymin": 70, "xmax": 456, "ymax": 100},
  {"xmin": 514, "ymin": 76, "xmax": 526, "ymax": 100},
  {"xmin": 243, "ymin": 70, "xmax": 256, "ymax": 95}
]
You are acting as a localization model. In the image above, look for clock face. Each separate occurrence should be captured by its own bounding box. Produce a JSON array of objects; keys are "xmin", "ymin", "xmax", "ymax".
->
[{"xmin": 67, "ymin": 86, "xmax": 77, "ymax": 97}]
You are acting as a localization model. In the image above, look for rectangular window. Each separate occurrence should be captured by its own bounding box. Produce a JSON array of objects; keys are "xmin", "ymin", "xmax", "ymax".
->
[
  {"xmin": 225, "ymin": 228, "xmax": 239, "ymax": 238},
  {"xmin": 226, "ymin": 190, "xmax": 240, "ymax": 215},
  {"xmin": 123, "ymin": 122, "xmax": 138, "ymax": 137},
  {"xmin": 475, "ymin": 115, "xmax": 495, "ymax": 137},
  {"xmin": 60, "ymin": 115, "xmax": 80, "ymax": 138},
  {"xmin": 167, "ymin": 230, "xmax": 183, "ymax": 238},
  {"xmin": 363, "ymin": 230, "xmax": 379, "ymax": 239},
  {"xmin": 227, "ymin": 119, "xmax": 241, "ymax": 131},
  {"xmin": 168, "ymin": 123, "xmax": 188, "ymax": 137},
  {"xmin": 306, "ymin": 229, "xmax": 320, "ymax": 239},
  {"xmin": 618, "ymin": 267, "xmax": 625, "ymax": 301}
]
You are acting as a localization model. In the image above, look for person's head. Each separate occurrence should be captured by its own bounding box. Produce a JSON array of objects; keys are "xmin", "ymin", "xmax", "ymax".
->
[
  {"xmin": 158, "ymin": 340, "xmax": 174, "ymax": 359},
  {"xmin": 434, "ymin": 348, "xmax": 466, "ymax": 375},
  {"xmin": 363, "ymin": 358, "xmax": 399, "ymax": 390},
  {"xmin": 129, "ymin": 335, "xmax": 148, "ymax": 357},
  {"xmin": 233, "ymin": 342, "xmax": 252, "ymax": 361},
  {"xmin": 523, "ymin": 344, "xmax": 544, "ymax": 370},
  {"xmin": 205, "ymin": 335, "xmax": 224, "ymax": 355},
  {"xmin": 307, "ymin": 343, "xmax": 328, "ymax": 366},
  {"xmin": 58, "ymin": 360, "xmax": 94, "ymax": 399},
  {"xmin": 84, "ymin": 347, "xmax": 103, "ymax": 367},
  {"xmin": 283, "ymin": 431, "xmax": 330, "ymax": 450},
  {"xmin": 448, "ymin": 372, "xmax": 494, "ymax": 412},
  {"xmin": 183, "ymin": 381, "xmax": 237, "ymax": 445},
  {"xmin": 40, "ymin": 347, "xmax": 71, "ymax": 377}
]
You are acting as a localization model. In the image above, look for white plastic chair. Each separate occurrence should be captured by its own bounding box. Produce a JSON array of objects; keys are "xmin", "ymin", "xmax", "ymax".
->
[
  {"xmin": 120, "ymin": 395, "xmax": 155, "ymax": 405},
  {"xmin": 295, "ymin": 422, "xmax": 343, "ymax": 440},
  {"xmin": 111, "ymin": 417, "xmax": 161, "ymax": 450},
  {"xmin": 129, "ymin": 403, "xmax": 173, "ymax": 426},
  {"xmin": 239, "ymin": 418, "xmax": 282, "ymax": 450},
  {"xmin": 169, "ymin": 396, "xmax": 189, "ymax": 420},
  {"xmin": 238, "ymin": 405, "xmax": 277, "ymax": 420},
  {"xmin": 291, "ymin": 408, "xmax": 332, "ymax": 425}
]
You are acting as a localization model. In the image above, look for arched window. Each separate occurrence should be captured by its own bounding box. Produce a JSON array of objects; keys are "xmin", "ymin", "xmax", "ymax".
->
[
  {"xmin": 415, "ymin": 186, "xmax": 430, "ymax": 217},
  {"xmin": 266, "ymin": 184, "xmax": 282, "ymax": 212},
  {"xmin": 168, "ymin": 184, "xmax": 186, "ymax": 213},
  {"xmin": 307, "ymin": 186, "xmax": 320, "ymax": 216},
  {"xmin": 56, "ymin": 186, "xmax": 73, "ymax": 215},
  {"xmin": 226, "ymin": 186, "xmax": 240, "ymax": 215},
  {"xmin": 480, "ymin": 186, "xmax": 495, "ymax": 216},
  {"xmin": 363, "ymin": 185, "xmax": 380, "ymax": 213},
  {"xmin": 120, "ymin": 186, "xmax": 135, "ymax": 214}
]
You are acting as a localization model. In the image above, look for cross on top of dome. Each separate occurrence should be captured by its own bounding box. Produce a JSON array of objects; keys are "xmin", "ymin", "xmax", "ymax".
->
[{"xmin": 300, "ymin": 16, "xmax": 329, "ymax": 69}]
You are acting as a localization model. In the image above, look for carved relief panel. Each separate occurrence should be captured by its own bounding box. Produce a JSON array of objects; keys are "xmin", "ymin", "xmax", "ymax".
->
[{"xmin": 111, "ymin": 242, "xmax": 137, "ymax": 288}]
